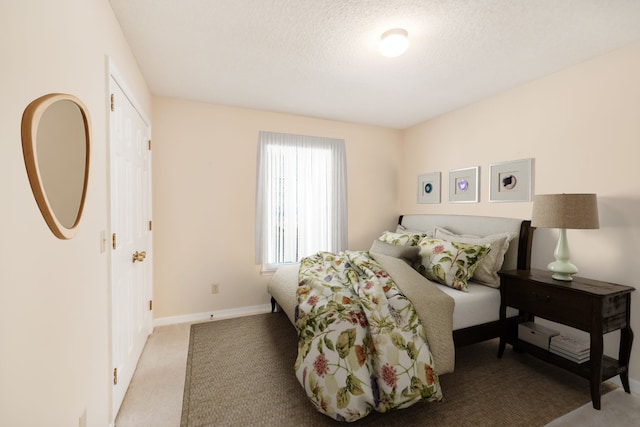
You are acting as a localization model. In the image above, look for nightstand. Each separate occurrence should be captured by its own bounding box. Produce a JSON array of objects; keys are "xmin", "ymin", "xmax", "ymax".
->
[{"xmin": 498, "ymin": 269, "xmax": 634, "ymax": 409}]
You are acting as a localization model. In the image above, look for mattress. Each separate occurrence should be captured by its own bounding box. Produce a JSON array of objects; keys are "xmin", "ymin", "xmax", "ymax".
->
[
  {"xmin": 268, "ymin": 263, "xmax": 516, "ymax": 333},
  {"xmin": 436, "ymin": 281, "xmax": 517, "ymax": 330}
]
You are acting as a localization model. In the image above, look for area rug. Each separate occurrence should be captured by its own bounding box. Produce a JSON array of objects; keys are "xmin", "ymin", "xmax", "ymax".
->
[{"xmin": 181, "ymin": 313, "xmax": 615, "ymax": 426}]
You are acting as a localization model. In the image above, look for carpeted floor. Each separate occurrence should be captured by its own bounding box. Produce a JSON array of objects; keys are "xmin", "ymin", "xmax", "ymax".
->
[
  {"xmin": 545, "ymin": 388, "xmax": 640, "ymax": 426},
  {"xmin": 181, "ymin": 313, "xmax": 616, "ymax": 427}
]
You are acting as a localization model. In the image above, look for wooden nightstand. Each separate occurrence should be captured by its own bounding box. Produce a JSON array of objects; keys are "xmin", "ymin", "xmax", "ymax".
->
[{"xmin": 498, "ymin": 269, "xmax": 634, "ymax": 409}]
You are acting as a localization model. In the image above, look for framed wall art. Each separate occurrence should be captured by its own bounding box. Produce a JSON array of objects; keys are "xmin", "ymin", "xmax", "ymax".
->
[
  {"xmin": 489, "ymin": 158, "xmax": 534, "ymax": 202},
  {"xmin": 448, "ymin": 166, "xmax": 479, "ymax": 203},
  {"xmin": 417, "ymin": 172, "xmax": 441, "ymax": 204}
]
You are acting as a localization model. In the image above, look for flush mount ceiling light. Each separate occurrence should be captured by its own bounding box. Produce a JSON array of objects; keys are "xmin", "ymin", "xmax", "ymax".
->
[{"xmin": 379, "ymin": 28, "xmax": 409, "ymax": 58}]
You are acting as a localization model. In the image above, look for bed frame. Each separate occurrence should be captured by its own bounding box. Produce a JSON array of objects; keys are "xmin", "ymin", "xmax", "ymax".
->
[
  {"xmin": 398, "ymin": 214, "xmax": 533, "ymax": 347},
  {"xmin": 269, "ymin": 214, "xmax": 534, "ymax": 348}
]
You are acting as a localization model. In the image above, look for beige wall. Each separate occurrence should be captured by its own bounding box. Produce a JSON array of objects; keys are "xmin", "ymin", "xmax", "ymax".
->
[
  {"xmin": 152, "ymin": 97, "xmax": 402, "ymax": 318},
  {"xmin": 0, "ymin": 1, "xmax": 151, "ymax": 426},
  {"xmin": 401, "ymin": 41, "xmax": 640, "ymax": 385}
]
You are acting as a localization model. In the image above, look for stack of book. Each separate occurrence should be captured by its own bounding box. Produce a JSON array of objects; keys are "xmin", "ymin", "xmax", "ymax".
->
[{"xmin": 549, "ymin": 334, "xmax": 590, "ymax": 363}]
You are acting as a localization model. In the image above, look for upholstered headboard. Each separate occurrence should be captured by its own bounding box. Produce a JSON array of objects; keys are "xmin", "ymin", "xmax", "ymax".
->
[{"xmin": 398, "ymin": 214, "xmax": 533, "ymax": 271}]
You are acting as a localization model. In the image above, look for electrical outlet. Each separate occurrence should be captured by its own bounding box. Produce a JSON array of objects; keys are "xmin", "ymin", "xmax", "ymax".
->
[
  {"xmin": 211, "ymin": 283, "xmax": 219, "ymax": 294},
  {"xmin": 79, "ymin": 409, "xmax": 87, "ymax": 427}
]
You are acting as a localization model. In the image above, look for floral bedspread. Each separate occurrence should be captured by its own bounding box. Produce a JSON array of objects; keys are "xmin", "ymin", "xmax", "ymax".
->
[{"xmin": 294, "ymin": 251, "xmax": 442, "ymax": 422}]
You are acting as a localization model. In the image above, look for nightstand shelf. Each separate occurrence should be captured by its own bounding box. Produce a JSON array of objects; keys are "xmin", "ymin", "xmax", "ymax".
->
[
  {"xmin": 498, "ymin": 269, "xmax": 634, "ymax": 410},
  {"xmin": 514, "ymin": 339, "xmax": 625, "ymax": 380}
]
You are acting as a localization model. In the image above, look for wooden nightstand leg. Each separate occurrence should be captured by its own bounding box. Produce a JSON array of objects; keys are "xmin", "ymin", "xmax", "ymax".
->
[
  {"xmin": 498, "ymin": 339, "xmax": 506, "ymax": 358},
  {"xmin": 497, "ymin": 303, "xmax": 507, "ymax": 358},
  {"xmin": 590, "ymin": 332, "xmax": 604, "ymax": 410},
  {"xmin": 590, "ymin": 379, "xmax": 602, "ymax": 410},
  {"xmin": 619, "ymin": 326, "xmax": 634, "ymax": 393}
]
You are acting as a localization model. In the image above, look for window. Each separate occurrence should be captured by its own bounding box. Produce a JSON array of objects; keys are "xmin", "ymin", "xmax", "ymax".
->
[{"xmin": 255, "ymin": 131, "xmax": 347, "ymax": 271}]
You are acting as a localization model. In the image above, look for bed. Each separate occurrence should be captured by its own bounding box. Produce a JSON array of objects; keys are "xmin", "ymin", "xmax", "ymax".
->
[
  {"xmin": 396, "ymin": 214, "xmax": 533, "ymax": 346},
  {"xmin": 267, "ymin": 214, "xmax": 533, "ymax": 421}
]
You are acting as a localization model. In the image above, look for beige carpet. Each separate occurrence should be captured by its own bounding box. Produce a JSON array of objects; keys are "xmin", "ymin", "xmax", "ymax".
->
[
  {"xmin": 180, "ymin": 312, "xmax": 617, "ymax": 426},
  {"xmin": 116, "ymin": 322, "xmax": 192, "ymax": 427},
  {"xmin": 545, "ymin": 388, "xmax": 640, "ymax": 426}
]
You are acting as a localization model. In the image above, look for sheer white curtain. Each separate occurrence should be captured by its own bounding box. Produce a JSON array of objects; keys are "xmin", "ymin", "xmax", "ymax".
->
[{"xmin": 255, "ymin": 131, "xmax": 348, "ymax": 270}]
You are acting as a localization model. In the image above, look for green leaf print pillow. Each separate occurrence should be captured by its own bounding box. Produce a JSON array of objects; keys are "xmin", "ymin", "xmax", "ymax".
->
[
  {"xmin": 378, "ymin": 230, "xmax": 428, "ymax": 246},
  {"xmin": 414, "ymin": 238, "xmax": 490, "ymax": 291}
]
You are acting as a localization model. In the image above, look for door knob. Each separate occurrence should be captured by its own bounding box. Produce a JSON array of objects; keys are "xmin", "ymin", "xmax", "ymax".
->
[{"xmin": 132, "ymin": 251, "xmax": 147, "ymax": 263}]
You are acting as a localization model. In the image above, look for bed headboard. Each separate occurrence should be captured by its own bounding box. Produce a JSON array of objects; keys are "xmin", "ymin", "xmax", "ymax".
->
[{"xmin": 398, "ymin": 214, "xmax": 533, "ymax": 271}]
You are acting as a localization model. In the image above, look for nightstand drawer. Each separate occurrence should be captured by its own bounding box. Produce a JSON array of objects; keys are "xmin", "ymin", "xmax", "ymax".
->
[
  {"xmin": 602, "ymin": 294, "xmax": 628, "ymax": 317},
  {"xmin": 506, "ymin": 281, "xmax": 592, "ymax": 329}
]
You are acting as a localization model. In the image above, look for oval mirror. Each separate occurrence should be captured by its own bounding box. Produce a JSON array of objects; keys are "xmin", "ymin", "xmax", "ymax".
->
[{"xmin": 21, "ymin": 93, "xmax": 91, "ymax": 239}]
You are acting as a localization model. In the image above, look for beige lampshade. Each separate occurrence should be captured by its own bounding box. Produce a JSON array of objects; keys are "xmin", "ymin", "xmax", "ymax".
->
[{"xmin": 531, "ymin": 193, "xmax": 599, "ymax": 229}]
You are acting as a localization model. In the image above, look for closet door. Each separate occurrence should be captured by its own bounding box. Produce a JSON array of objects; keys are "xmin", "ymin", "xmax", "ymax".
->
[{"xmin": 109, "ymin": 72, "xmax": 153, "ymax": 418}]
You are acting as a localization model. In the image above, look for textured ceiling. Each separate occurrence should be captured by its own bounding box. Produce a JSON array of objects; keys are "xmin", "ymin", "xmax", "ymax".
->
[{"xmin": 108, "ymin": 0, "xmax": 640, "ymax": 129}]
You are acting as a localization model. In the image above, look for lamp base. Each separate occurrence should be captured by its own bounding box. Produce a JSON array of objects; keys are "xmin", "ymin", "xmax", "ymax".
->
[
  {"xmin": 547, "ymin": 228, "xmax": 579, "ymax": 281},
  {"xmin": 547, "ymin": 260, "xmax": 578, "ymax": 281}
]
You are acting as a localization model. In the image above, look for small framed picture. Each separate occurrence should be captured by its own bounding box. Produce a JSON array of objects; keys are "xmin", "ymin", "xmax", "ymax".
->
[
  {"xmin": 489, "ymin": 158, "xmax": 534, "ymax": 202},
  {"xmin": 417, "ymin": 172, "xmax": 441, "ymax": 204},
  {"xmin": 449, "ymin": 166, "xmax": 479, "ymax": 203}
]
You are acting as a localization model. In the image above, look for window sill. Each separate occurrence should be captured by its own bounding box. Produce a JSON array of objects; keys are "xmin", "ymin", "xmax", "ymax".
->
[{"xmin": 260, "ymin": 262, "xmax": 298, "ymax": 276}]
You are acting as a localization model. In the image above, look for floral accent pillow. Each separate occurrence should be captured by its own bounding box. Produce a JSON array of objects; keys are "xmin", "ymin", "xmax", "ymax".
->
[
  {"xmin": 414, "ymin": 238, "xmax": 490, "ymax": 291},
  {"xmin": 378, "ymin": 230, "xmax": 429, "ymax": 246},
  {"xmin": 434, "ymin": 227, "xmax": 516, "ymax": 288}
]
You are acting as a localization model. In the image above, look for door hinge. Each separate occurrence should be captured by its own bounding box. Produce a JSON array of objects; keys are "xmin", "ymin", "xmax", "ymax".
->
[
  {"xmin": 149, "ymin": 300, "xmax": 153, "ymax": 311},
  {"xmin": 148, "ymin": 139, "xmax": 152, "ymax": 150},
  {"xmin": 110, "ymin": 94, "xmax": 115, "ymax": 112},
  {"xmin": 148, "ymin": 220, "xmax": 153, "ymax": 231},
  {"xmin": 113, "ymin": 368, "xmax": 118, "ymax": 385},
  {"xmin": 112, "ymin": 233, "xmax": 117, "ymax": 249}
]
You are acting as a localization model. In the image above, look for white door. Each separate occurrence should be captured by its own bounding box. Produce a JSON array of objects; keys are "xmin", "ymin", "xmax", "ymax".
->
[{"xmin": 109, "ymin": 73, "xmax": 153, "ymax": 417}]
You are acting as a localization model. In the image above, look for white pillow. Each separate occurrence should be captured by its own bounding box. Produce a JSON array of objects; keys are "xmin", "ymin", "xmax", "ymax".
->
[
  {"xmin": 396, "ymin": 223, "xmax": 435, "ymax": 238},
  {"xmin": 434, "ymin": 226, "xmax": 516, "ymax": 288}
]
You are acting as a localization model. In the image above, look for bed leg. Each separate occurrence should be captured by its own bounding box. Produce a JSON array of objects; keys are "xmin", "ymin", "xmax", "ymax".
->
[{"xmin": 270, "ymin": 296, "xmax": 276, "ymax": 313}]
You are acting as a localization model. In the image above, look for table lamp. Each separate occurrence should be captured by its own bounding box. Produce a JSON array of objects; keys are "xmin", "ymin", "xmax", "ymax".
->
[{"xmin": 531, "ymin": 193, "xmax": 599, "ymax": 281}]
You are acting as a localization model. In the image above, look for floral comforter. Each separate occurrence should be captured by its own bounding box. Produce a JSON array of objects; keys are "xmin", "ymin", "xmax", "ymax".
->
[{"xmin": 294, "ymin": 251, "xmax": 442, "ymax": 422}]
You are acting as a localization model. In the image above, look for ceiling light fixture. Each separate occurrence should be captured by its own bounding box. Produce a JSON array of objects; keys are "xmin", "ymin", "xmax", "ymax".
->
[{"xmin": 379, "ymin": 28, "xmax": 409, "ymax": 58}]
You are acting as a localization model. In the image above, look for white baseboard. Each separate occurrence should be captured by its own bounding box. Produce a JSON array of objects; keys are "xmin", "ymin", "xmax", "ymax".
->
[
  {"xmin": 608, "ymin": 376, "xmax": 640, "ymax": 395},
  {"xmin": 153, "ymin": 303, "xmax": 273, "ymax": 327}
]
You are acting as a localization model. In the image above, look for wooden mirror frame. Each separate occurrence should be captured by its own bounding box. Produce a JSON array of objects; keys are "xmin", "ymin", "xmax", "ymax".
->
[{"xmin": 21, "ymin": 93, "xmax": 91, "ymax": 239}]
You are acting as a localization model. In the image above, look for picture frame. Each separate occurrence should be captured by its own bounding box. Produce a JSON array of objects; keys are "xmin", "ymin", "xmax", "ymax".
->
[
  {"xmin": 448, "ymin": 166, "xmax": 479, "ymax": 203},
  {"xmin": 417, "ymin": 172, "xmax": 441, "ymax": 204},
  {"xmin": 489, "ymin": 158, "xmax": 534, "ymax": 202}
]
